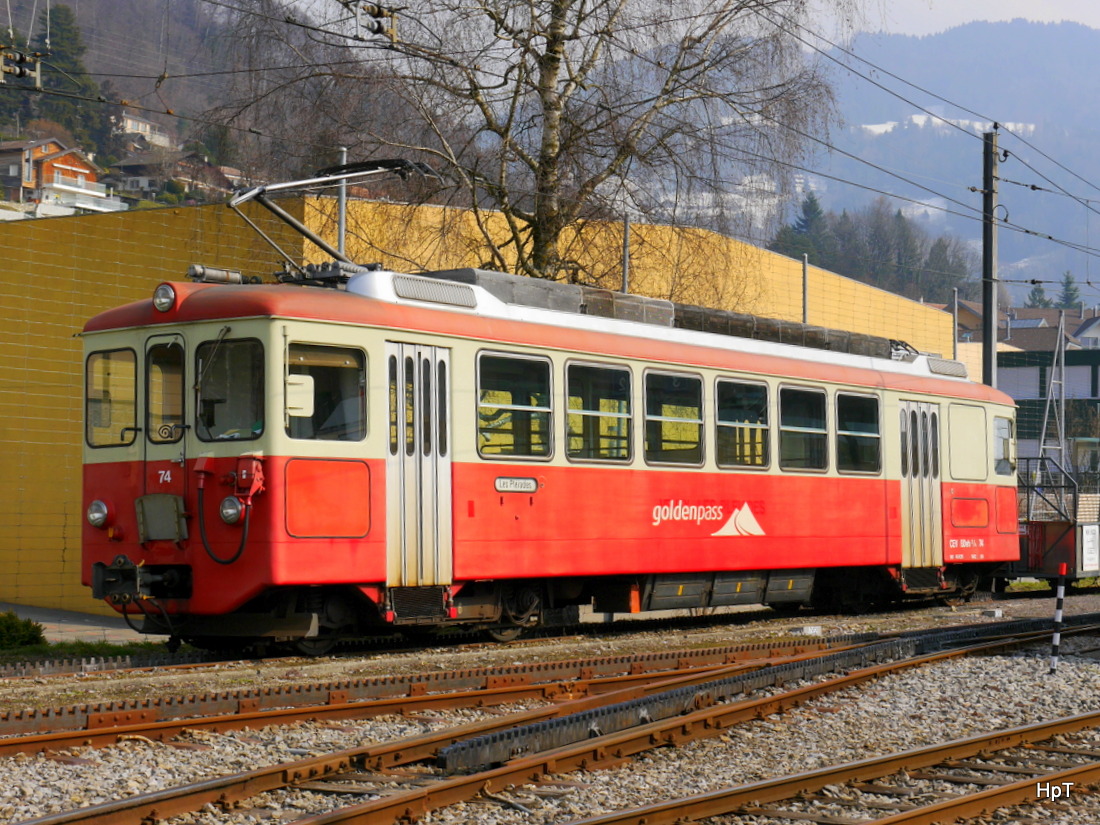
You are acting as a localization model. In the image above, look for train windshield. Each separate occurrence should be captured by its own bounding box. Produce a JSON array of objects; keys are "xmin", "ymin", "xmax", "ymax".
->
[
  {"xmin": 195, "ymin": 337, "xmax": 264, "ymax": 441},
  {"xmin": 85, "ymin": 349, "xmax": 137, "ymax": 447}
]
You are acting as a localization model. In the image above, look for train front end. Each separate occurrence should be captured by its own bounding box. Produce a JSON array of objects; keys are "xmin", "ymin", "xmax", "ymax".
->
[{"xmin": 80, "ymin": 278, "xmax": 386, "ymax": 650}]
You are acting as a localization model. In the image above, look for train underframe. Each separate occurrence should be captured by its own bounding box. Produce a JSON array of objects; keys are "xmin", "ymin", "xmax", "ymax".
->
[{"xmin": 96, "ymin": 558, "xmax": 1003, "ymax": 653}]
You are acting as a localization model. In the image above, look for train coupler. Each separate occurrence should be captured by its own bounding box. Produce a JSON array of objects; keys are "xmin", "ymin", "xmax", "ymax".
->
[{"xmin": 92, "ymin": 555, "xmax": 192, "ymax": 601}]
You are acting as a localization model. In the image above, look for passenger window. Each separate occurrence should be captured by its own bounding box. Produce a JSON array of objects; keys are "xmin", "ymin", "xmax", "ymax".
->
[
  {"xmin": 286, "ymin": 344, "xmax": 366, "ymax": 441},
  {"xmin": 899, "ymin": 410, "xmax": 909, "ymax": 477},
  {"xmin": 477, "ymin": 353, "xmax": 552, "ymax": 458},
  {"xmin": 779, "ymin": 387, "xmax": 827, "ymax": 470},
  {"xmin": 195, "ymin": 339, "xmax": 264, "ymax": 441},
  {"xmin": 994, "ymin": 416, "xmax": 1014, "ymax": 475},
  {"xmin": 716, "ymin": 380, "xmax": 769, "ymax": 468},
  {"xmin": 567, "ymin": 364, "xmax": 632, "ymax": 461},
  {"xmin": 645, "ymin": 372, "xmax": 703, "ymax": 464},
  {"xmin": 836, "ymin": 394, "xmax": 880, "ymax": 473},
  {"xmin": 388, "ymin": 355, "xmax": 398, "ymax": 455},
  {"xmin": 85, "ymin": 349, "xmax": 136, "ymax": 447}
]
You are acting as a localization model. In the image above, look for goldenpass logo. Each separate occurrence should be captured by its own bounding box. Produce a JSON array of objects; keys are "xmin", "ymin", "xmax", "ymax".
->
[
  {"xmin": 651, "ymin": 500, "xmax": 724, "ymax": 526},
  {"xmin": 651, "ymin": 499, "xmax": 766, "ymax": 537}
]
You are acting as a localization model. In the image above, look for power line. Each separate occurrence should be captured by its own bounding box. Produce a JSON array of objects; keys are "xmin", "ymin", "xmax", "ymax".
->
[{"xmin": 748, "ymin": 2, "xmax": 1100, "ymax": 224}]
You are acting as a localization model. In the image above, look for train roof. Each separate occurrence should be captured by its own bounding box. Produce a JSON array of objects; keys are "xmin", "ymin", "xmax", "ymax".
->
[{"xmin": 83, "ymin": 264, "xmax": 1012, "ymax": 405}]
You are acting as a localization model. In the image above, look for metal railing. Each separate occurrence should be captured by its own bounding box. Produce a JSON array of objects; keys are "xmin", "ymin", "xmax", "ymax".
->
[
  {"xmin": 46, "ymin": 171, "xmax": 109, "ymax": 195},
  {"xmin": 1018, "ymin": 455, "xmax": 1078, "ymax": 523}
]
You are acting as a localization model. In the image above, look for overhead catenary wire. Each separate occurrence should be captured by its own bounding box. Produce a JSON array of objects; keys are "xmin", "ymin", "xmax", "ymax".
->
[{"xmin": 9, "ymin": 0, "xmax": 1100, "ymax": 289}]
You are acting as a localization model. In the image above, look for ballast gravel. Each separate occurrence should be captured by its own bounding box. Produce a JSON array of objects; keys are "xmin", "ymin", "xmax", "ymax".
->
[
  {"xmin": 4, "ymin": 643, "xmax": 1100, "ymax": 824},
  {"xmin": 4, "ymin": 594, "xmax": 1100, "ymax": 824}
]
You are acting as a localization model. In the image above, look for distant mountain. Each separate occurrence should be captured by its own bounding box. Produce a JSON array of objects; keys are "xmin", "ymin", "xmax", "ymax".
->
[
  {"xmin": 4, "ymin": 7, "xmax": 1093, "ymax": 304},
  {"xmin": 816, "ymin": 20, "xmax": 1100, "ymax": 305}
]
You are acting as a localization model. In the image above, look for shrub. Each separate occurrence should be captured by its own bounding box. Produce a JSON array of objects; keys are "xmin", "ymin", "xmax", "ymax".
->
[{"xmin": 0, "ymin": 611, "xmax": 46, "ymax": 648}]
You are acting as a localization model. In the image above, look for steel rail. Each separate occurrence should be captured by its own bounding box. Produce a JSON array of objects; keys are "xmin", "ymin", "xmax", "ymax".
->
[
  {"xmin": 243, "ymin": 631, "xmax": 1076, "ymax": 825},
  {"xmin": 12, "ymin": 649, "xmax": 839, "ymax": 825},
  {"xmin": 0, "ymin": 642, "xmax": 855, "ymax": 758},
  {"xmin": 0, "ymin": 637, "xmax": 845, "ymax": 737},
  {"xmin": 561, "ymin": 712, "xmax": 1100, "ymax": 825},
  {"xmin": 14, "ymin": 627, "xmax": 1094, "ymax": 825}
]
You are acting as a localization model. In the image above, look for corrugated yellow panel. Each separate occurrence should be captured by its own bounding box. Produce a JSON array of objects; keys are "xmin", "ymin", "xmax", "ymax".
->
[{"xmin": 0, "ymin": 198, "xmax": 958, "ymax": 615}]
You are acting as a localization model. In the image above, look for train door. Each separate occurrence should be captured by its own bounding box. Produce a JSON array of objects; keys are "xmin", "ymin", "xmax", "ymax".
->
[
  {"xmin": 385, "ymin": 342, "xmax": 453, "ymax": 587},
  {"xmin": 899, "ymin": 400, "xmax": 942, "ymax": 568},
  {"xmin": 138, "ymin": 334, "xmax": 189, "ymax": 543}
]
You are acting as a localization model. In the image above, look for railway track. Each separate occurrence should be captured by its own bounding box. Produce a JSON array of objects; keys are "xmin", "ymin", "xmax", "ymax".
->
[
  {"xmin": 10, "ymin": 620, "xmax": 1093, "ymax": 825},
  {"xmin": 0, "ymin": 636, "xmax": 853, "ymax": 741},
  {"xmin": 564, "ymin": 712, "xmax": 1100, "ymax": 824}
]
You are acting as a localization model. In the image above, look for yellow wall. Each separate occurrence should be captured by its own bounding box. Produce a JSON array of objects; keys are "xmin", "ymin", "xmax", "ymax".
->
[
  {"xmin": 310, "ymin": 198, "xmax": 954, "ymax": 355},
  {"xmin": 0, "ymin": 197, "xmax": 953, "ymax": 615},
  {"xmin": 0, "ymin": 203, "xmax": 300, "ymax": 614}
]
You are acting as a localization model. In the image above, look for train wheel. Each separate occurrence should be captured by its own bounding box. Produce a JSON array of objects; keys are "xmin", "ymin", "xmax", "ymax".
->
[
  {"xmin": 295, "ymin": 635, "xmax": 337, "ymax": 656},
  {"xmin": 485, "ymin": 625, "xmax": 524, "ymax": 642}
]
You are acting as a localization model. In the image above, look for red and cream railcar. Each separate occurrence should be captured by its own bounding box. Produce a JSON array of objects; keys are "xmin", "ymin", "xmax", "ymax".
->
[{"xmin": 82, "ymin": 264, "xmax": 1019, "ymax": 649}]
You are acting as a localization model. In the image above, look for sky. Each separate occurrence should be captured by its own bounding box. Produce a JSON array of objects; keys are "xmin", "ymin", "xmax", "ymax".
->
[{"xmin": 860, "ymin": 0, "xmax": 1100, "ymax": 36}]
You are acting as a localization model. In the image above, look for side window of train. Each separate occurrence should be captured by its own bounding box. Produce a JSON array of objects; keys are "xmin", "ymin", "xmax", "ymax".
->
[
  {"xmin": 566, "ymin": 363, "xmax": 632, "ymax": 462},
  {"xmin": 779, "ymin": 386, "xmax": 827, "ymax": 471},
  {"xmin": 195, "ymin": 338, "xmax": 264, "ymax": 441},
  {"xmin": 85, "ymin": 348, "xmax": 137, "ymax": 447},
  {"xmin": 645, "ymin": 372, "xmax": 704, "ymax": 465},
  {"xmin": 994, "ymin": 416, "xmax": 1015, "ymax": 475},
  {"xmin": 477, "ymin": 353, "xmax": 552, "ymax": 458},
  {"xmin": 285, "ymin": 344, "xmax": 366, "ymax": 441},
  {"xmin": 948, "ymin": 403, "xmax": 988, "ymax": 481},
  {"xmin": 899, "ymin": 409, "xmax": 909, "ymax": 477},
  {"xmin": 836, "ymin": 394, "xmax": 881, "ymax": 473},
  {"xmin": 715, "ymin": 379, "xmax": 769, "ymax": 468}
]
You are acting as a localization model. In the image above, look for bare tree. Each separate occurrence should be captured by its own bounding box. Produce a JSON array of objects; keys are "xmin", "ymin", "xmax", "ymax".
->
[{"xmin": 213, "ymin": 0, "xmax": 859, "ymax": 281}]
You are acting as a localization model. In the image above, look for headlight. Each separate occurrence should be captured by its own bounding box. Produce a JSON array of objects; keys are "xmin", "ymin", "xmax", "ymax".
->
[
  {"xmin": 152, "ymin": 283, "xmax": 176, "ymax": 312},
  {"xmin": 219, "ymin": 496, "xmax": 243, "ymax": 524},
  {"xmin": 87, "ymin": 500, "xmax": 109, "ymax": 528}
]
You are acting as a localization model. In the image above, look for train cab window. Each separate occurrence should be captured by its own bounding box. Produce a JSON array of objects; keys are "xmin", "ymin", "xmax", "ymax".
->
[
  {"xmin": 716, "ymin": 380, "xmax": 769, "ymax": 468},
  {"xmin": 567, "ymin": 364, "xmax": 632, "ymax": 461},
  {"xmin": 147, "ymin": 342, "xmax": 185, "ymax": 443},
  {"xmin": 994, "ymin": 416, "xmax": 1015, "ymax": 475},
  {"xmin": 477, "ymin": 353, "xmax": 552, "ymax": 458},
  {"xmin": 779, "ymin": 387, "xmax": 827, "ymax": 470},
  {"xmin": 195, "ymin": 338, "xmax": 264, "ymax": 441},
  {"xmin": 85, "ymin": 348, "xmax": 136, "ymax": 447},
  {"xmin": 644, "ymin": 372, "xmax": 703, "ymax": 465},
  {"xmin": 836, "ymin": 393, "xmax": 881, "ymax": 473},
  {"xmin": 286, "ymin": 344, "xmax": 366, "ymax": 441}
]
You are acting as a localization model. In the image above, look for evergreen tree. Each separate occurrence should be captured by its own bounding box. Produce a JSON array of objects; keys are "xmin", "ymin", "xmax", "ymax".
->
[
  {"xmin": 771, "ymin": 194, "xmax": 976, "ymax": 302},
  {"xmin": 1056, "ymin": 271, "xmax": 1081, "ymax": 309},
  {"xmin": 831, "ymin": 209, "xmax": 869, "ymax": 283},
  {"xmin": 1025, "ymin": 283, "xmax": 1053, "ymax": 308},
  {"xmin": 30, "ymin": 5, "xmax": 113, "ymax": 155},
  {"xmin": 0, "ymin": 25, "xmax": 35, "ymax": 138},
  {"xmin": 769, "ymin": 192, "xmax": 837, "ymax": 270},
  {"xmin": 892, "ymin": 208, "xmax": 925, "ymax": 299}
]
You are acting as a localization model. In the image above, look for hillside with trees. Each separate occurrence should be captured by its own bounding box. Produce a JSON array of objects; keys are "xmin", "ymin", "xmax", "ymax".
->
[{"xmin": 769, "ymin": 193, "xmax": 976, "ymax": 304}]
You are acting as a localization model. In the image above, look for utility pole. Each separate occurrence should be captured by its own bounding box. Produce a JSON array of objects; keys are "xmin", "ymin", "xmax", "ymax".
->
[
  {"xmin": 338, "ymin": 146, "xmax": 347, "ymax": 256},
  {"xmin": 621, "ymin": 212, "xmax": 630, "ymax": 293},
  {"xmin": 982, "ymin": 129, "xmax": 999, "ymax": 387}
]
